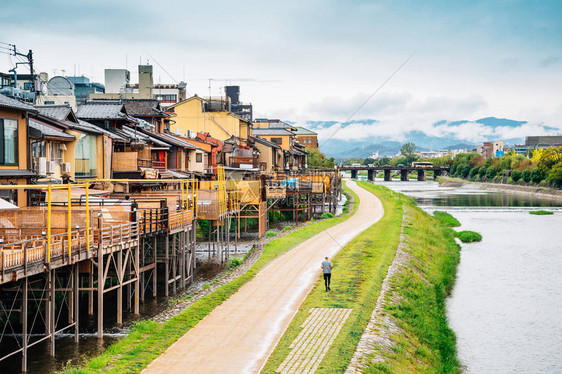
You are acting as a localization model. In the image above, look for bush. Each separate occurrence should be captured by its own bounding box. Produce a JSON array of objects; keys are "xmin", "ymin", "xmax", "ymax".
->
[
  {"xmin": 281, "ymin": 225, "xmax": 293, "ymax": 232},
  {"xmin": 507, "ymin": 177, "xmax": 513, "ymax": 184},
  {"xmin": 450, "ymin": 164, "xmax": 457, "ymax": 175},
  {"xmin": 529, "ymin": 210, "xmax": 554, "ymax": 215},
  {"xmin": 227, "ymin": 257, "xmax": 243, "ymax": 269},
  {"xmin": 266, "ymin": 230, "xmax": 277, "ymax": 238},
  {"xmin": 457, "ymin": 230, "xmax": 482, "ymax": 243},
  {"xmin": 320, "ymin": 212, "xmax": 334, "ymax": 219},
  {"xmin": 539, "ymin": 180, "xmax": 548, "ymax": 187},
  {"xmin": 461, "ymin": 165, "xmax": 471, "ymax": 178},
  {"xmin": 486, "ymin": 167, "xmax": 498, "ymax": 180},
  {"xmin": 434, "ymin": 211, "xmax": 461, "ymax": 227},
  {"xmin": 478, "ymin": 166, "xmax": 487, "ymax": 178},
  {"xmin": 469, "ymin": 167, "xmax": 479, "ymax": 179},
  {"xmin": 511, "ymin": 169, "xmax": 522, "ymax": 182},
  {"xmin": 547, "ymin": 161, "xmax": 562, "ymax": 188},
  {"xmin": 522, "ymin": 168, "xmax": 532, "ymax": 182},
  {"xmin": 531, "ymin": 168, "xmax": 545, "ymax": 184}
]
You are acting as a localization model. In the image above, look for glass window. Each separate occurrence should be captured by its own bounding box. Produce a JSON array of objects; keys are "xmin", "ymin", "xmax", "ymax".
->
[
  {"xmin": 0, "ymin": 118, "xmax": 18, "ymax": 165},
  {"xmin": 196, "ymin": 152, "xmax": 202, "ymax": 163},
  {"xmin": 271, "ymin": 137, "xmax": 282, "ymax": 145},
  {"xmin": 75, "ymin": 133, "xmax": 98, "ymax": 177},
  {"xmin": 50, "ymin": 142, "xmax": 63, "ymax": 163}
]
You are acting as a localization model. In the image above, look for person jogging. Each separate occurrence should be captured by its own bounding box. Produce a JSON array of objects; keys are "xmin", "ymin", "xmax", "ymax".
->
[{"xmin": 321, "ymin": 257, "xmax": 333, "ymax": 291}]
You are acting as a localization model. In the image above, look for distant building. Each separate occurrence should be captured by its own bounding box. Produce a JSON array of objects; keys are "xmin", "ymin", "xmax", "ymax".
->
[
  {"xmin": 477, "ymin": 140, "xmax": 504, "ymax": 159},
  {"xmin": 225, "ymin": 86, "xmax": 253, "ymax": 121},
  {"xmin": 415, "ymin": 150, "xmax": 449, "ymax": 159},
  {"xmin": 525, "ymin": 136, "xmax": 562, "ymax": 147},
  {"xmin": 66, "ymin": 76, "xmax": 105, "ymax": 105},
  {"xmin": 90, "ymin": 65, "xmax": 186, "ymax": 109},
  {"xmin": 294, "ymin": 126, "xmax": 318, "ymax": 149},
  {"xmin": 35, "ymin": 76, "xmax": 77, "ymax": 110}
]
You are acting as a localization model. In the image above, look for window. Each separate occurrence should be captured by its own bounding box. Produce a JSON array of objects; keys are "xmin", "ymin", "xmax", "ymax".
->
[
  {"xmin": 271, "ymin": 137, "xmax": 282, "ymax": 145},
  {"xmin": 0, "ymin": 118, "xmax": 18, "ymax": 165},
  {"xmin": 44, "ymin": 101, "xmax": 55, "ymax": 105},
  {"xmin": 32, "ymin": 140, "xmax": 46, "ymax": 158},
  {"xmin": 50, "ymin": 142, "xmax": 63, "ymax": 163},
  {"xmin": 196, "ymin": 152, "xmax": 203, "ymax": 163},
  {"xmin": 75, "ymin": 134, "xmax": 97, "ymax": 177}
]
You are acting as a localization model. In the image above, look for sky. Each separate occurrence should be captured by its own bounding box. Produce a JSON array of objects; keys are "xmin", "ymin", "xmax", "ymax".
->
[{"xmin": 2, "ymin": 0, "xmax": 561, "ymax": 143}]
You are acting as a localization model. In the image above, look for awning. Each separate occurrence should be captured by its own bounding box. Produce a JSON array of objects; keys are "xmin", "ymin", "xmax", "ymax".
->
[{"xmin": 29, "ymin": 119, "xmax": 75, "ymax": 141}]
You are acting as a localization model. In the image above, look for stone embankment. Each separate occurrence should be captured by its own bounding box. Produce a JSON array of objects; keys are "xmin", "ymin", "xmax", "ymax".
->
[{"xmin": 440, "ymin": 177, "xmax": 562, "ymax": 202}]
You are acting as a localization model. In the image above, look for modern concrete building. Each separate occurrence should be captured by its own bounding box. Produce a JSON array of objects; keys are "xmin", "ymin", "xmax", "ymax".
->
[
  {"xmin": 525, "ymin": 136, "xmax": 562, "ymax": 147},
  {"xmin": 66, "ymin": 76, "xmax": 105, "ymax": 105}
]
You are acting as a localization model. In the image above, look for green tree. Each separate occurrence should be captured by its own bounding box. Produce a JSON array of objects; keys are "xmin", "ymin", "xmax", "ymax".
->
[
  {"xmin": 547, "ymin": 161, "xmax": 562, "ymax": 188},
  {"xmin": 469, "ymin": 167, "xmax": 479, "ymax": 179},
  {"xmin": 511, "ymin": 169, "xmax": 522, "ymax": 182},
  {"xmin": 531, "ymin": 168, "xmax": 545, "ymax": 184},
  {"xmin": 307, "ymin": 148, "xmax": 335, "ymax": 168},
  {"xmin": 478, "ymin": 166, "xmax": 487, "ymax": 178},
  {"xmin": 522, "ymin": 168, "xmax": 532, "ymax": 182},
  {"xmin": 400, "ymin": 142, "xmax": 417, "ymax": 164}
]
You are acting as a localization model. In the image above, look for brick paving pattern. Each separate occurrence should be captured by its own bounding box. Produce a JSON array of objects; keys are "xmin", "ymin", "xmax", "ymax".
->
[{"xmin": 277, "ymin": 307, "xmax": 353, "ymax": 374}]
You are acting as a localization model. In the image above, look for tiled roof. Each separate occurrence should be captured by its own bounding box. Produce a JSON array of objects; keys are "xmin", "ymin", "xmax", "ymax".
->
[
  {"xmin": 36, "ymin": 105, "xmax": 72, "ymax": 121},
  {"xmin": 76, "ymin": 103, "xmax": 127, "ymax": 120},
  {"xmin": 29, "ymin": 119, "xmax": 76, "ymax": 140},
  {"xmin": 254, "ymin": 136, "xmax": 281, "ymax": 149},
  {"xmin": 123, "ymin": 99, "xmax": 166, "ymax": 116},
  {"xmin": 0, "ymin": 94, "xmax": 37, "ymax": 113},
  {"xmin": 252, "ymin": 128, "xmax": 294, "ymax": 136},
  {"xmin": 120, "ymin": 126, "xmax": 171, "ymax": 148},
  {"xmin": 294, "ymin": 126, "xmax": 317, "ymax": 135}
]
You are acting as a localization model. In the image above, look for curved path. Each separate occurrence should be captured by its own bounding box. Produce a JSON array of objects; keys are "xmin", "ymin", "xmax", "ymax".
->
[{"xmin": 143, "ymin": 181, "xmax": 384, "ymax": 374}]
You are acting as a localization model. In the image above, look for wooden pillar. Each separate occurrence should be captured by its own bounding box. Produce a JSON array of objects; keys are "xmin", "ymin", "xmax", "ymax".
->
[
  {"xmin": 135, "ymin": 243, "xmax": 140, "ymax": 314},
  {"xmin": 74, "ymin": 262, "xmax": 79, "ymax": 343},
  {"xmin": 153, "ymin": 236, "xmax": 157, "ymax": 298},
  {"xmin": 97, "ymin": 247, "xmax": 104, "ymax": 339},
  {"xmin": 22, "ymin": 277, "xmax": 28, "ymax": 372},
  {"xmin": 165, "ymin": 235, "xmax": 169, "ymax": 297},
  {"xmin": 117, "ymin": 249, "xmax": 123, "ymax": 324},
  {"xmin": 50, "ymin": 269, "xmax": 55, "ymax": 356},
  {"xmin": 88, "ymin": 265, "xmax": 94, "ymax": 315}
]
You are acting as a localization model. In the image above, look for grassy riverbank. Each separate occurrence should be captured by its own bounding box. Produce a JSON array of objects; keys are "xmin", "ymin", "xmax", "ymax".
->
[
  {"xmin": 61, "ymin": 185, "xmax": 359, "ymax": 374},
  {"xmin": 263, "ymin": 182, "xmax": 461, "ymax": 373},
  {"xmin": 364, "ymin": 192, "xmax": 461, "ymax": 372},
  {"xmin": 262, "ymin": 182, "xmax": 403, "ymax": 373}
]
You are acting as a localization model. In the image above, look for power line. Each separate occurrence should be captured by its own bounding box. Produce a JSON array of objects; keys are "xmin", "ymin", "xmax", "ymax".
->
[{"xmin": 319, "ymin": 52, "xmax": 416, "ymax": 148}]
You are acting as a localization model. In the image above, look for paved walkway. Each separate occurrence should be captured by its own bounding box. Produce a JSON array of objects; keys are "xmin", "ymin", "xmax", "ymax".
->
[{"xmin": 143, "ymin": 181, "xmax": 384, "ymax": 374}]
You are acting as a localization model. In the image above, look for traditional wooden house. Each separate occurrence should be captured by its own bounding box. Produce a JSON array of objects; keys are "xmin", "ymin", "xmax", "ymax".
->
[
  {"xmin": 253, "ymin": 136, "xmax": 283, "ymax": 172},
  {"xmin": 0, "ymin": 94, "xmax": 37, "ymax": 206}
]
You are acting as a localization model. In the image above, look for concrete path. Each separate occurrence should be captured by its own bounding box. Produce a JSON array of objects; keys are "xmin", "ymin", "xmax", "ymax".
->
[{"xmin": 143, "ymin": 181, "xmax": 384, "ymax": 374}]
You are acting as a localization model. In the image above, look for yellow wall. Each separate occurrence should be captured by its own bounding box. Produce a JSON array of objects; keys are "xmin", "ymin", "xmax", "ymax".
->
[
  {"xmin": 255, "ymin": 134, "xmax": 291, "ymax": 151},
  {"xmin": 169, "ymin": 97, "xmax": 248, "ymax": 141},
  {"xmin": 0, "ymin": 107, "xmax": 30, "ymax": 205}
]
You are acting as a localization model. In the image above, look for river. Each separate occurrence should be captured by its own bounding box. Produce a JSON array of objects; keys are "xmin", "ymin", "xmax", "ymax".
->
[{"xmin": 377, "ymin": 180, "xmax": 562, "ymax": 373}]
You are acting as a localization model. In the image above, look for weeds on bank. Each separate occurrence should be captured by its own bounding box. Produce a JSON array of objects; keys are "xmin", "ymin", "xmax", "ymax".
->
[
  {"xmin": 456, "ymin": 230, "xmax": 482, "ymax": 243},
  {"xmin": 61, "ymin": 182, "xmax": 358, "ymax": 374},
  {"xmin": 434, "ymin": 211, "xmax": 461, "ymax": 227},
  {"xmin": 364, "ymin": 194, "xmax": 461, "ymax": 373},
  {"xmin": 262, "ymin": 182, "xmax": 403, "ymax": 373},
  {"xmin": 529, "ymin": 210, "xmax": 554, "ymax": 215}
]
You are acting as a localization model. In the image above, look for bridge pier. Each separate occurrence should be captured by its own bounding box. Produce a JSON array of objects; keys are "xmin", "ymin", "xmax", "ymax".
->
[
  {"xmin": 400, "ymin": 170, "xmax": 408, "ymax": 181},
  {"xmin": 351, "ymin": 169, "xmax": 358, "ymax": 179},
  {"xmin": 434, "ymin": 169, "xmax": 442, "ymax": 180},
  {"xmin": 367, "ymin": 169, "xmax": 375, "ymax": 181},
  {"xmin": 417, "ymin": 170, "xmax": 426, "ymax": 181},
  {"xmin": 384, "ymin": 170, "xmax": 392, "ymax": 181}
]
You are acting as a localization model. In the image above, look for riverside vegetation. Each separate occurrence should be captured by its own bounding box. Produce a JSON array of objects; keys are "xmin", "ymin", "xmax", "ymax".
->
[
  {"xmin": 263, "ymin": 182, "xmax": 462, "ymax": 373},
  {"xmin": 61, "ymin": 185, "xmax": 358, "ymax": 374}
]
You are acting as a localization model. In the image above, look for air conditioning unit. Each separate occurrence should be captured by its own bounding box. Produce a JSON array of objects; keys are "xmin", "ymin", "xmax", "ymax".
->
[
  {"xmin": 61, "ymin": 162, "xmax": 71, "ymax": 173},
  {"xmin": 187, "ymin": 130, "xmax": 196, "ymax": 139},
  {"xmin": 46, "ymin": 161, "xmax": 56, "ymax": 174},
  {"xmin": 38, "ymin": 157, "xmax": 47, "ymax": 176}
]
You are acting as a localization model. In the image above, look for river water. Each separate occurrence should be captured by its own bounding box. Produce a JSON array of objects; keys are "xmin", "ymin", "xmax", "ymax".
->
[{"xmin": 377, "ymin": 180, "xmax": 562, "ymax": 373}]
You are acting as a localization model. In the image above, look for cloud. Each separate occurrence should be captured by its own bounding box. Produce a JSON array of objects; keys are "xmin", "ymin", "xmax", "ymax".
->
[{"xmin": 540, "ymin": 55, "xmax": 561, "ymax": 67}]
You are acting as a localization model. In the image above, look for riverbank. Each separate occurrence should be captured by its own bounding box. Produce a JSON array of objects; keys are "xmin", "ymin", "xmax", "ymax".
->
[
  {"xmin": 60, "ymin": 185, "xmax": 358, "ymax": 374},
  {"xmin": 439, "ymin": 176, "xmax": 562, "ymax": 202},
  {"xmin": 262, "ymin": 182, "xmax": 461, "ymax": 373}
]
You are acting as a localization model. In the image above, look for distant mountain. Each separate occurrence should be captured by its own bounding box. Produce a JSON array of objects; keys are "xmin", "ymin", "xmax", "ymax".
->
[{"xmin": 300, "ymin": 116, "xmax": 561, "ymax": 159}]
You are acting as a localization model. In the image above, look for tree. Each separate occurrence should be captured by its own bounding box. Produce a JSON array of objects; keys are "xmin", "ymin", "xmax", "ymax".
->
[
  {"xmin": 547, "ymin": 161, "xmax": 562, "ymax": 188},
  {"xmin": 522, "ymin": 168, "xmax": 532, "ymax": 182},
  {"xmin": 511, "ymin": 170, "xmax": 522, "ymax": 182},
  {"xmin": 307, "ymin": 148, "xmax": 335, "ymax": 168},
  {"xmin": 400, "ymin": 142, "xmax": 417, "ymax": 164}
]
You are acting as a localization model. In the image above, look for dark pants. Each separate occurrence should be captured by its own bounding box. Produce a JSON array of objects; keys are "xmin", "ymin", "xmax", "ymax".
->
[{"xmin": 323, "ymin": 273, "xmax": 331, "ymax": 289}]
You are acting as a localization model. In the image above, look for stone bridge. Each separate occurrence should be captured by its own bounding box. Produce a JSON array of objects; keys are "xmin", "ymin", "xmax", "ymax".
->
[{"xmin": 339, "ymin": 165, "xmax": 450, "ymax": 181}]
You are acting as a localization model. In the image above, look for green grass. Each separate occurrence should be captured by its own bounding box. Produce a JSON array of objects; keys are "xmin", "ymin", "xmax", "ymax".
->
[
  {"xmin": 227, "ymin": 256, "xmax": 243, "ymax": 269},
  {"xmin": 433, "ymin": 211, "xmax": 461, "ymax": 227},
  {"xmin": 529, "ymin": 210, "xmax": 554, "ymax": 215},
  {"xmin": 321, "ymin": 212, "xmax": 335, "ymax": 219},
  {"xmin": 61, "ymin": 183, "xmax": 359, "ymax": 374},
  {"xmin": 456, "ymin": 230, "xmax": 482, "ymax": 243},
  {"xmin": 265, "ymin": 230, "xmax": 278, "ymax": 238},
  {"xmin": 364, "ymin": 193, "xmax": 461, "ymax": 372},
  {"xmin": 262, "ymin": 182, "xmax": 403, "ymax": 373}
]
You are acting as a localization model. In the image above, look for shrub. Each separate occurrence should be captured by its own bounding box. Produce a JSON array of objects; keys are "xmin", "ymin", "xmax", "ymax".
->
[
  {"xmin": 531, "ymin": 168, "xmax": 545, "ymax": 184},
  {"xmin": 539, "ymin": 180, "xmax": 548, "ymax": 187},
  {"xmin": 460, "ymin": 165, "xmax": 471, "ymax": 178},
  {"xmin": 227, "ymin": 257, "xmax": 243, "ymax": 269},
  {"xmin": 507, "ymin": 177, "xmax": 513, "ymax": 184},
  {"xmin": 511, "ymin": 169, "xmax": 522, "ymax": 182},
  {"xmin": 469, "ymin": 167, "xmax": 479, "ymax": 179},
  {"xmin": 266, "ymin": 230, "xmax": 277, "ymax": 238},
  {"xmin": 203, "ymin": 283, "xmax": 210, "ymax": 289},
  {"xmin": 457, "ymin": 230, "xmax": 482, "ymax": 243},
  {"xmin": 478, "ymin": 166, "xmax": 487, "ymax": 178},
  {"xmin": 486, "ymin": 167, "xmax": 498, "ymax": 180},
  {"xmin": 547, "ymin": 161, "xmax": 562, "ymax": 188},
  {"xmin": 522, "ymin": 168, "xmax": 532, "ymax": 182},
  {"xmin": 529, "ymin": 210, "xmax": 554, "ymax": 215},
  {"xmin": 320, "ymin": 212, "xmax": 334, "ymax": 219},
  {"xmin": 434, "ymin": 211, "xmax": 461, "ymax": 227},
  {"xmin": 450, "ymin": 164, "xmax": 457, "ymax": 175},
  {"xmin": 281, "ymin": 225, "xmax": 293, "ymax": 232}
]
